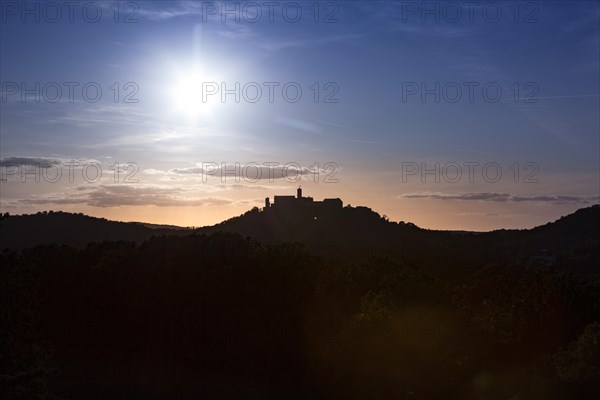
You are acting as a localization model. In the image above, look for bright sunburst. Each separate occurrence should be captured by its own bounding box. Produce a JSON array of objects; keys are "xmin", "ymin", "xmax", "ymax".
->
[{"xmin": 170, "ymin": 68, "xmax": 222, "ymax": 119}]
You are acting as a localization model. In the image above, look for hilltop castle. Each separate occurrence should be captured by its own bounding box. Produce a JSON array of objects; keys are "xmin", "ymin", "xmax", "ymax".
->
[{"xmin": 264, "ymin": 187, "xmax": 343, "ymax": 210}]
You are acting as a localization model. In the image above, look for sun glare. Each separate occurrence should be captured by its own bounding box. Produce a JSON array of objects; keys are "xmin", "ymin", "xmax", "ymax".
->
[{"xmin": 170, "ymin": 69, "xmax": 221, "ymax": 119}]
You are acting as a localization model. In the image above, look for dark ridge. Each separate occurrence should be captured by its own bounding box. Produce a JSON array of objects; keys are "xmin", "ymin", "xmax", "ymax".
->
[{"xmin": 0, "ymin": 210, "xmax": 190, "ymax": 250}]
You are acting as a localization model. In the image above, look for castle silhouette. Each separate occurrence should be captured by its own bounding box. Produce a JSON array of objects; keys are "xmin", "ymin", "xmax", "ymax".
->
[{"xmin": 264, "ymin": 187, "xmax": 343, "ymax": 211}]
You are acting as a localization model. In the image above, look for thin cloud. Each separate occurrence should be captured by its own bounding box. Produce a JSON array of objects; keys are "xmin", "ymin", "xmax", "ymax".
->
[
  {"xmin": 215, "ymin": 184, "xmax": 289, "ymax": 191},
  {"xmin": 0, "ymin": 156, "xmax": 100, "ymax": 170},
  {"xmin": 137, "ymin": 2, "xmax": 204, "ymax": 21},
  {"xmin": 14, "ymin": 184, "xmax": 244, "ymax": 208},
  {"xmin": 401, "ymin": 192, "xmax": 600, "ymax": 205},
  {"xmin": 147, "ymin": 163, "xmax": 331, "ymax": 181},
  {"xmin": 259, "ymin": 33, "xmax": 366, "ymax": 51},
  {"xmin": 0, "ymin": 157, "xmax": 63, "ymax": 168}
]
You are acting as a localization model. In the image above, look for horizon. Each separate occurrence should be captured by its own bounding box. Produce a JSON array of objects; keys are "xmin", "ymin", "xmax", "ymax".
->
[
  {"xmin": 1, "ymin": 1, "xmax": 599, "ymax": 231},
  {"xmin": 5, "ymin": 194, "xmax": 597, "ymax": 234}
]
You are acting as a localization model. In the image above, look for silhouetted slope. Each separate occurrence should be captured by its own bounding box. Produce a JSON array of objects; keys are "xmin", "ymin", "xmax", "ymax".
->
[
  {"xmin": 0, "ymin": 211, "xmax": 189, "ymax": 250},
  {"xmin": 532, "ymin": 204, "xmax": 600, "ymax": 237},
  {"xmin": 200, "ymin": 204, "xmax": 600, "ymax": 276},
  {"xmin": 1, "ymin": 205, "xmax": 598, "ymax": 398},
  {"xmin": 476, "ymin": 205, "xmax": 599, "ymax": 272},
  {"xmin": 1, "ymin": 205, "xmax": 598, "ymax": 275},
  {"xmin": 202, "ymin": 205, "xmax": 417, "ymax": 252}
]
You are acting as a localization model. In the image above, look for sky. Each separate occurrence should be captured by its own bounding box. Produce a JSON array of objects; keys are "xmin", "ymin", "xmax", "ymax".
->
[{"xmin": 0, "ymin": 0, "xmax": 599, "ymax": 231}]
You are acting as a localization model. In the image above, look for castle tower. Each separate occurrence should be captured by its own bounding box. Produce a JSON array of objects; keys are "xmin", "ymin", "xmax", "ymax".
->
[
  {"xmin": 297, "ymin": 186, "xmax": 302, "ymax": 199},
  {"xmin": 265, "ymin": 197, "xmax": 270, "ymax": 208}
]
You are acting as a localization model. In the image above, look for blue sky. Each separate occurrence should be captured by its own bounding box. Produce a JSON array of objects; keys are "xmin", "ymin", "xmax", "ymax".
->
[{"xmin": 1, "ymin": 1, "xmax": 599, "ymax": 230}]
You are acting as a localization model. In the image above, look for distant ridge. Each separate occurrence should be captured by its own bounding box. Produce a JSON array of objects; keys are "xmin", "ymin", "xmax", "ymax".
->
[
  {"xmin": 1, "ymin": 204, "xmax": 598, "ymax": 275},
  {"xmin": 0, "ymin": 211, "xmax": 189, "ymax": 250},
  {"xmin": 198, "ymin": 201, "xmax": 599, "ymax": 276}
]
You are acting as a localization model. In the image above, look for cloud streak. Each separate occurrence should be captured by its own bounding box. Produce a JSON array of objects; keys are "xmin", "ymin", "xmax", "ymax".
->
[
  {"xmin": 145, "ymin": 163, "xmax": 332, "ymax": 181},
  {"xmin": 14, "ymin": 184, "xmax": 255, "ymax": 208},
  {"xmin": 401, "ymin": 192, "xmax": 600, "ymax": 205},
  {"xmin": 0, "ymin": 157, "xmax": 63, "ymax": 168}
]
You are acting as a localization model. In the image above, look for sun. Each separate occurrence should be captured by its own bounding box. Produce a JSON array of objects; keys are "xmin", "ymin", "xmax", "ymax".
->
[{"xmin": 170, "ymin": 69, "xmax": 221, "ymax": 119}]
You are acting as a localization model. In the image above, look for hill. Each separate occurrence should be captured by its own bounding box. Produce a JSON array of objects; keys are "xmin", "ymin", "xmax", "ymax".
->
[
  {"xmin": 1, "ymin": 202, "xmax": 598, "ymax": 277},
  {"xmin": 1, "ymin": 202, "xmax": 599, "ymax": 399},
  {"xmin": 199, "ymin": 202, "xmax": 600, "ymax": 277},
  {"xmin": 0, "ymin": 211, "xmax": 189, "ymax": 250}
]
